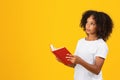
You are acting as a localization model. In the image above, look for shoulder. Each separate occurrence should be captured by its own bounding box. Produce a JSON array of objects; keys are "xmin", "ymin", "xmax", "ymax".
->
[
  {"xmin": 97, "ymin": 39, "xmax": 108, "ymax": 49},
  {"xmin": 77, "ymin": 38, "xmax": 85, "ymax": 43},
  {"xmin": 75, "ymin": 38, "xmax": 85, "ymax": 47}
]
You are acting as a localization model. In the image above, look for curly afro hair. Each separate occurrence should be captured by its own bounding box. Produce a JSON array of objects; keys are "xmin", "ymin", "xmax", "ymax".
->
[{"xmin": 80, "ymin": 10, "xmax": 113, "ymax": 41}]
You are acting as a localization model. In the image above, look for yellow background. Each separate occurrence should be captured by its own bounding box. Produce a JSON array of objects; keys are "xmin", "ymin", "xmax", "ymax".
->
[{"xmin": 0, "ymin": 0, "xmax": 120, "ymax": 80}]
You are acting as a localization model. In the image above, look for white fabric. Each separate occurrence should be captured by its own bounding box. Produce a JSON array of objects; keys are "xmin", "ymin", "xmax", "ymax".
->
[{"xmin": 74, "ymin": 38, "xmax": 108, "ymax": 80}]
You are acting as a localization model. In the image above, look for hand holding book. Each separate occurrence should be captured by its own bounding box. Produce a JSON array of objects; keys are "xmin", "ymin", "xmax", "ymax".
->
[{"xmin": 50, "ymin": 44, "xmax": 72, "ymax": 65}]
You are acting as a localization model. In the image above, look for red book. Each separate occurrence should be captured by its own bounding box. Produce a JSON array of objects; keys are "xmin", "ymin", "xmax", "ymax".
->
[{"xmin": 50, "ymin": 44, "xmax": 72, "ymax": 65}]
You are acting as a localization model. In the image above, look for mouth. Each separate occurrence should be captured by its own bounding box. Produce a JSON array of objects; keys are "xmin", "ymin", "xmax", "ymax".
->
[{"xmin": 86, "ymin": 29, "xmax": 90, "ymax": 32}]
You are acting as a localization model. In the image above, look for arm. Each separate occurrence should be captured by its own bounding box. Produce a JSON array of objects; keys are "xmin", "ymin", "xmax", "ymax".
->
[{"xmin": 66, "ymin": 55, "xmax": 105, "ymax": 75}]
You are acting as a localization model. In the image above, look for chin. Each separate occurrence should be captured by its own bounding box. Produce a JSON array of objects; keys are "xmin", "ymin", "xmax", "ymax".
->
[{"xmin": 85, "ymin": 31, "xmax": 91, "ymax": 34}]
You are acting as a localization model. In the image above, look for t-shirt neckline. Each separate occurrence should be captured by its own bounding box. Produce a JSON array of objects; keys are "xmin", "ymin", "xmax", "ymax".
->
[{"xmin": 84, "ymin": 37, "xmax": 100, "ymax": 42}]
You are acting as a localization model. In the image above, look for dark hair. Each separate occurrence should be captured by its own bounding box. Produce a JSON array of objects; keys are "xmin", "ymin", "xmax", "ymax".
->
[{"xmin": 80, "ymin": 10, "xmax": 113, "ymax": 41}]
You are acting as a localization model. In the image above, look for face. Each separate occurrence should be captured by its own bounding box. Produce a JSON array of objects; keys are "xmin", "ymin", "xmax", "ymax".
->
[{"xmin": 85, "ymin": 15, "xmax": 97, "ymax": 35}]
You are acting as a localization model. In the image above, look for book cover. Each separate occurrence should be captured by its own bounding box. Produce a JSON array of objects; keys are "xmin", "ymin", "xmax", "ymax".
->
[{"xmin": 50, "ymin": 44, "xmax": 72, "ymax": 65}]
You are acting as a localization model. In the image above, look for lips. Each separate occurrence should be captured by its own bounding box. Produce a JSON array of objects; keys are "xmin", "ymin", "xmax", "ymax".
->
[{"xmin": 86, "ymin": 29, "xmax": 91, "ymax": 32}]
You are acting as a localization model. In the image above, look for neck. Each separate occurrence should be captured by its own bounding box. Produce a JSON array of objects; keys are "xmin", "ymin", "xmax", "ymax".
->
[{"xmin": 86, "ymin": 34, "xmax": 98, "ymax": 41}]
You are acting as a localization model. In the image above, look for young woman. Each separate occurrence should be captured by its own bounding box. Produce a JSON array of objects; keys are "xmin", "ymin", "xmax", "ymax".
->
[{"xmin": 65, "ymin": 10, "xmax": 113, "ymax": 80}]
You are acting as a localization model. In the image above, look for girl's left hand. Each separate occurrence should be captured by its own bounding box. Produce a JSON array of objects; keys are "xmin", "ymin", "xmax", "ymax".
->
[{"xmin": 66, "ymin": 54, "xmax": 82, "ymax": 64}]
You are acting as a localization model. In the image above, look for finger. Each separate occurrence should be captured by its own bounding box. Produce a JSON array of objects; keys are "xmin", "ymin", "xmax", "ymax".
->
[
  {"xmin": 66, "ymin": 53, "xmax": 73, "ymax": 57},
  {"xmin": 67, "ymin": 58, "xmax": 70, "ymax": 61},
  {"xmin": 66, "ymin": 56, "xmax": 71, "ymax": 59},
  {"xmin": 66, "ymin": 53, "xmax": 71, "ymax": 56},
  {"xmin": 66, "ymin": 58, "xmax": 72, "ymax": 61}
]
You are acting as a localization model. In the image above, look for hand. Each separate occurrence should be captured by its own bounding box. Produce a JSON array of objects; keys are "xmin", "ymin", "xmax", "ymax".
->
[{"xmin": 66, "ymin": 54, "xmax": 82, "ymax": 64}]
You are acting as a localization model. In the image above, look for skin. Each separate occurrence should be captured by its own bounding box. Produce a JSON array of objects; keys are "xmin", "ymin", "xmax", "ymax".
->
[{"xmin": 66, "ymin": 15, "xmax": 105, "ymax": 75}]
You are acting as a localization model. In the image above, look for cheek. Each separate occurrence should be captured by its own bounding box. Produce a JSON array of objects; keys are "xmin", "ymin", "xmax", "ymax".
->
[
  {"xmin": 93, "ymin": 27, "xmax": 96, "ymax": 30},
  {"xmin": 85, "ymin": 25, "xmax": 89, "ymax": 29},
  {"xmin": 92, "ymin": 27, "xmax": 97, "ymax": 32}
]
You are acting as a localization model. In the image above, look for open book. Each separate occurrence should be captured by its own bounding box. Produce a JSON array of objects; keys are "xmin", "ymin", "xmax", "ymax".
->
[{"xmin": 50, "ymin": 44, "xmax": 72, "ymax": 65}]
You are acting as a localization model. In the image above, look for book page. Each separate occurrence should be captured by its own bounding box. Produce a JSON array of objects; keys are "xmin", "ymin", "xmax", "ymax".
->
[{"xmin": 50, "ymin": 44, "xmax": 63, "ymax": 51}]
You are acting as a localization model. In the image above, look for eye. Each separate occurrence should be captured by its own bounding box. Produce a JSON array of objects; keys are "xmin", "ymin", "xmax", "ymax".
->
[
  {"xmin": 86, "ymin": 21, "xmax": 96, "ymax": 26},
  {"xmin": 90, "ymin": 23, "xmax": 96, "ymax": 26}
]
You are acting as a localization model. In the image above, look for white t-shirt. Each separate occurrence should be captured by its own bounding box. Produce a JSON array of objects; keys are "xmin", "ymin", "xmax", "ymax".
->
[{"xmin": 74, "ymin": 38, "xmax": 108, "ymax": 80}]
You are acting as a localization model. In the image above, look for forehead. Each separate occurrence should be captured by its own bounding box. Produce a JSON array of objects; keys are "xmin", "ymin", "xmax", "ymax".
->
[{"xmin": 87, "ymin": 15, "xmax": 96, "ymax": 22}]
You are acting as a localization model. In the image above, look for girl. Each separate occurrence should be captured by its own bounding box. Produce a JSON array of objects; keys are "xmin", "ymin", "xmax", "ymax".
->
[{"xmin": 65, "ymin": 10, "xmax": 113, "ymax": 80}]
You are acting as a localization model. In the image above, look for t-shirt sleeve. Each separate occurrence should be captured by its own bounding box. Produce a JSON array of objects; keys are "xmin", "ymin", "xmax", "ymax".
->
[{"xmin": 94, "ymin": 43, "xmax": 108, "ymax": 59}]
